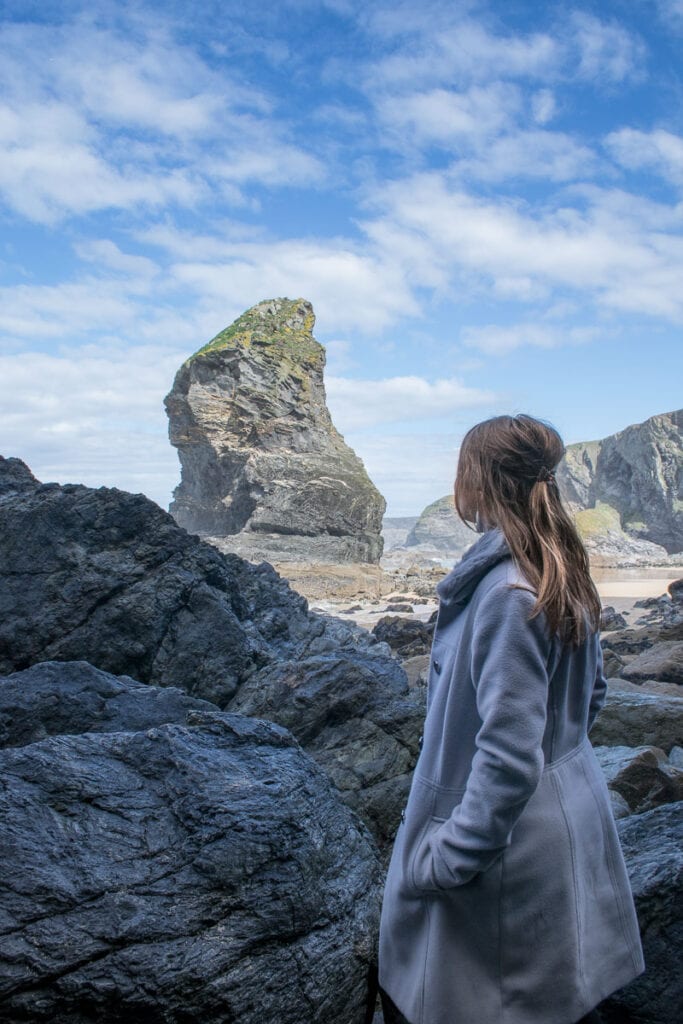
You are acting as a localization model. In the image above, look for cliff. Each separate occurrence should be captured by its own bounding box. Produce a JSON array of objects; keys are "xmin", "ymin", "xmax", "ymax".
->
[
  {"xmin": 557, "ymin": 408, "xmax": 683, "ymax": 557},
  {"xmin": 164, "ymin": 297, "xmax": 385, "ymax": 564}
]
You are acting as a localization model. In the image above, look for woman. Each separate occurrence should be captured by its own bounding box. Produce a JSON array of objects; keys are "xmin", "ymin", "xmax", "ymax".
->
[{"xmin": 377, "ymin": 414, "xmax": 644, "ymax": 1024}]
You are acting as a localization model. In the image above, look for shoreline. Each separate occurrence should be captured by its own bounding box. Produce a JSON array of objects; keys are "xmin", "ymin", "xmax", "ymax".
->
[{"xmin": 309, "ymin": 565, "xmax": 681, "ymax": 629}]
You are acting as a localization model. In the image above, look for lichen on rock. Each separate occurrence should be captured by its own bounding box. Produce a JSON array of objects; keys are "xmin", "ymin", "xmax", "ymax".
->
[{"xmin": 164, "ymin": 297, "xmax": 386, "ymax": 564}]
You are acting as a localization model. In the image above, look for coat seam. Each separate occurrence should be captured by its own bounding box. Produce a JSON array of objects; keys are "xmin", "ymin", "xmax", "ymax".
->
[
  {"xmin": 551, "ymin": 771, "xmax": 588, "ymax": 1003},
  {"xmin": 419, "ymin": 896, "xmax": 431, "ymax": 1024},
  {"xmin": 579, "ymin": 757, "xmax": 643, "ymax": 974},
  {"xmin": 498, "ymin": 848, "xmax": 506, "ymax": 1024}
]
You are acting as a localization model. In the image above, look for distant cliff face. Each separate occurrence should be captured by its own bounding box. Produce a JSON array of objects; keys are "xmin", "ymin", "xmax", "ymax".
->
[
  {"xmin": 557, "ymin": 409, "xmax": 683, "ymax": 555},
  {"xmin": 405, "ymin": 495, "xmax": 476, "ymax": 554},
  {"xmin": 164, "ymin": 298, "xmax": 385, "ymax": 564}
]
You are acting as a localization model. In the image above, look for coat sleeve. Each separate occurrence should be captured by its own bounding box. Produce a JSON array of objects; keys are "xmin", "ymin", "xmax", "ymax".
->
[
  {"xmin": 587, "ymin": 632, "xmax": 608, "ymax": 732},
  {"xmin": 412, "ymin": 582, "xmax": 552, "ymax": 892}
]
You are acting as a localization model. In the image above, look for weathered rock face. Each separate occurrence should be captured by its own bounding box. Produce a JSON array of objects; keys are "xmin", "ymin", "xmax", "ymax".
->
[
  {"xmin": 621, "ymin": 641, "xmax": 683, "ymax": 685},
  {"xmin": 593, "ymin": 745, "xmax": 683, "ymax": 814},
  {"xmin": 557, "ymin": 407, "xmax": 683, "ymax": 557},
  {"xmin": 0, "ymin": 662, "xmax": 381, "ymax": 1024},
  {"xmin": 164, "ymin": 297, "xmax": 385, "ymax": 564},
  {"xmin": 0, "ymin": 458, "xmax": 421, "ymax": 846},
  {"xmin": 590, "ymin": 686, "xmax": 683, "ymax": 753},
  {"xmin": 229, "ymin": 654, "xmax": 421, "ymax": 844},
  {"xmin": 0, "ymin": 660, "xmax": 219, "ymax": 748},
  {"xmin": 0, "ymin": 454, "xmax": 39, "ymax": 496},
  {"xmin": 371, "ymin": 616, "xmax": 434, "ymax": 658},
  {"xmin": 599, "ymin": 803, "xmax": 683, "ymax": 1024}
]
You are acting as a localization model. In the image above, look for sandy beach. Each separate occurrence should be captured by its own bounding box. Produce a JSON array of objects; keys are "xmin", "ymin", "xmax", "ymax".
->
[{"xmin": 591, "ymin": 566, "xmax": 683, "ymax": 614}]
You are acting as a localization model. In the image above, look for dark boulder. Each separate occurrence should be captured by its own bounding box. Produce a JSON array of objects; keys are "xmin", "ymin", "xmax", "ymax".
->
[
  {"xmin": 600, "ymin": 606, "xmax": 628, "ymax": 631},
  {"xmin": 0, "ymin": 660, "xmax": 216, "ymax": 748},
  {"xmin": 601, "ymin": 628, "xmax": 657, "ymax": 656},
  {"xmin": 230, "ymin": 654, "xmax": 422, "ymax": 846},
  {"xmin": 602, "ymin": 649, "xmax": 626, "ymax": 678},
  {"xmin": 590, "ymin": 687, "xmax": 683, "ymax": 753},
  {"xmin": 594, "ymin": 746, "xmax": 683, "ymax": 814},
  {"xmin": 371, "ymin": 616, "xmax": 433, "ymax": 658},
  {"xmin": 599, "ymin": 802, "xmax": 683, "ymax": 1024},
  {"xmin": 621, "ymin": 642, "xmax": 683, "ymax": 686},
  {"xmin": 0, "ymin": 460, "xmax": 422, "ymax": 845},
  {"xmin": 0, "ymin": 667, "xmax": 381, "ymax": 1024}
]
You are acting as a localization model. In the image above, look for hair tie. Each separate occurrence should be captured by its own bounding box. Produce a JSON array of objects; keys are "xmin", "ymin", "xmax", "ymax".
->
[{"xmin": 537, "ymin": 466, "xmax": 556, "ymax": 484}]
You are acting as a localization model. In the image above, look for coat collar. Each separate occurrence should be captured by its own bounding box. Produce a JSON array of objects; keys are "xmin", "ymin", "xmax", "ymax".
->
[{"xmin": 436, "ymin": 526, "xmax": 512, "ymax": 607}]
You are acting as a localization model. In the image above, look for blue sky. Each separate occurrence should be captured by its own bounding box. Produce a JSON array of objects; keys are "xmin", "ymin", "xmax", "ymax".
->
[{"xmin": 1, "ymin": 0, "xmax": 682, "ymax": 516}]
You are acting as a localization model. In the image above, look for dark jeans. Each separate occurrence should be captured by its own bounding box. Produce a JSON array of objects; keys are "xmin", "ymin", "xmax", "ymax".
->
[{"xmin": 378, "ymin": 985, "xmax": 603, "ymax": 1024}]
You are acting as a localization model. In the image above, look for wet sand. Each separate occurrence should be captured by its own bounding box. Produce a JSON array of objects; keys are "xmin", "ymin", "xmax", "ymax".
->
[{"xmin": 591, "ymin": 566, "xmax": 682, "ymax": 615}]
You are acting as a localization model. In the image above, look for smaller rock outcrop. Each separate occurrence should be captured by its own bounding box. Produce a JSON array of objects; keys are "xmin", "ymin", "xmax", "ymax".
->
[
  {"xmin": 371, "ymin": 616, "xmax": 434, "ymax": 658},
  {"xmin": 405, "ymin": 496, "xmax": 476, "ymax": 554},
  {"xmin": 164, "ymin": 298, "xmax": 385, "ymax": 564}
]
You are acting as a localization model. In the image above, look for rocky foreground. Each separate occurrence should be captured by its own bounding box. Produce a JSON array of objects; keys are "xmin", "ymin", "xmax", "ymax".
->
[{"xmin": 0, "ymin": 454, "xmax": 681, "ymax": 1023}]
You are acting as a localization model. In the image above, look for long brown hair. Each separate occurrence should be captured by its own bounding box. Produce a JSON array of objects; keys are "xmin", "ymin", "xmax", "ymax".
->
[{"xmin": 453, "ymin": 413, "xmax": 602, "ymax": 646}]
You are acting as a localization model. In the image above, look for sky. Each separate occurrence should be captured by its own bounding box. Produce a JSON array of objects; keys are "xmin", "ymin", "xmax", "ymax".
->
[{"xmin": 0, "ymin": 0, "xmax": 682, "ymax": 517}]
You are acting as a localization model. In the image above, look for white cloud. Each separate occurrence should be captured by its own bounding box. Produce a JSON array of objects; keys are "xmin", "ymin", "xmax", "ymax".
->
[
  {"xmin": 366, "ymin": 18, "xmax": 559, "ymax": 89},
  {"xmin": 656, "ymin": 0, "xmax": 683, "ymax": 28},
  {"xmin": 326, "ymin": 374, "xmax": 495, "ymax": 430},
  {"xmin": 0, "ymin": 344, "xmax": 187, "ymax": 509},
  {"xmin": 362, "ymin": 173, "xmax": 683, "ymax": 321},
  {"xmin": 376, "ymin": 83, "xmax": 519, "ymax": 147},
  {"xmin": 346, "ymin": 430, "xmax": 463, "ymax": 516},
  {"xmin": 607, "ymin": 128, "xmax": 683, "ymax": 188},
  {"xmin": 0, "ymin": 279, "xmax": 147, "ymax": 339},
  {"xmin": 323, "ymin": 339, "xmax": 356, "ymax": 373},
  {"xmin": 0, "ymin": 21, "xmax": 323, "ymax": 224},
  {"xmin": 461, "ymin": 323, "xmax": 600, "ymax": 355},
  {"xmin": 169, "ymin": 239, "xmax": 421, "ymax": 333},
  {"xmin": 568, "ymin": 12, "xmax": 646, "ymax": 84},
  {"xmin": 364, "ymin": 8, "xmax": 644, "ymax": 94},
  {"xmin": 74, "ymin": 240, "xmax": 160, "ymax": 279},
  {"xmin": 531, "ymin": 89, "xmax": 556, "ymax": 125},
  {"xmin": 456, "ymin": 130, "xmax": 597, "ymax": 183},
  {"xmin": 0, "ymin": 99, "xmax": 201, "ymax": 223}
]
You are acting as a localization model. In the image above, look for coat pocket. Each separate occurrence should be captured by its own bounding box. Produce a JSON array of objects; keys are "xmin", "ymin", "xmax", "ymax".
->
[{"xmin": 409, "ymin": 815, "xmax": 450, "ymax": 895}]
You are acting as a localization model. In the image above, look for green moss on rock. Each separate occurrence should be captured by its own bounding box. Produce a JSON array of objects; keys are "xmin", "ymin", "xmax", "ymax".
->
[
  {"xmin": 184, "ymin": 298, "xmax": 322, "ymax": 369},
  {"xmin": 574, "ymin": 501, "xmax": 622, "ymax": 538}
]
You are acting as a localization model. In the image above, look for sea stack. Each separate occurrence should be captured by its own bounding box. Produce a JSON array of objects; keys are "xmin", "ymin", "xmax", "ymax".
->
[{"xmin": 164, "ymin": 297, "xmax": 385, "ymax": 563}]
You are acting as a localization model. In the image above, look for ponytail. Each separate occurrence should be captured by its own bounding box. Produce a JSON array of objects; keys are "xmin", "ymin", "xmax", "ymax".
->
[{"xmin": 454, "ymin": 414, "xmax": 602, "ymax": 646}]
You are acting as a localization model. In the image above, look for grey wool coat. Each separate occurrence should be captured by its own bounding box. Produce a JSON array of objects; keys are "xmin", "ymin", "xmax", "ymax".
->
[{"xmin": 378, "ymin": 526, "xmax": 644, "ymax": 1024}]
